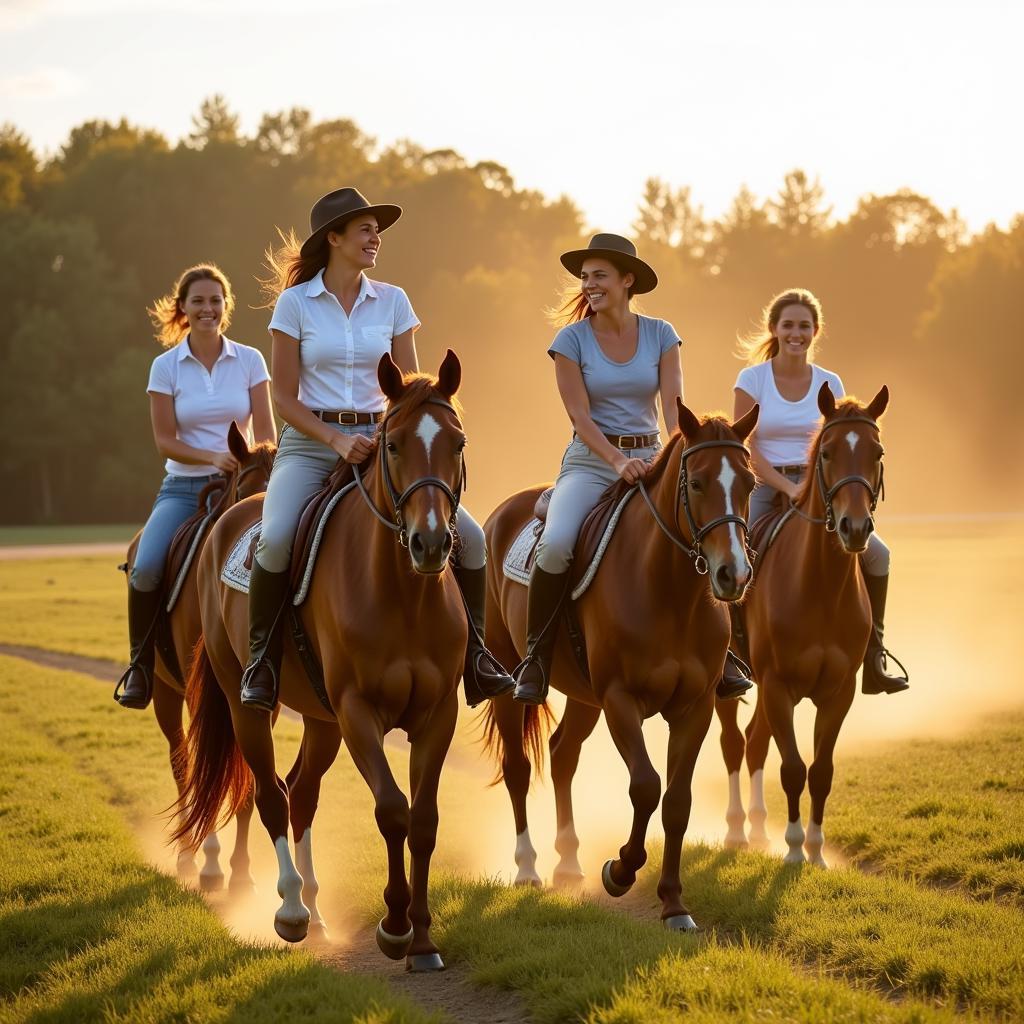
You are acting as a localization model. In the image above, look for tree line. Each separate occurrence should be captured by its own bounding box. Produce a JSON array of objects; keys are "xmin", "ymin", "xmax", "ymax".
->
[{"xmin": 0, "ymin": 95, "xmax": 1019, "ymax": 524}]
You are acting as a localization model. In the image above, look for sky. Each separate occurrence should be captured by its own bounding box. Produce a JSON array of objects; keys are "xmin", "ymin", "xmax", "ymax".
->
[{"xmin": 1, "ymin": 0, "xmax": 1021, "ymax": 235}]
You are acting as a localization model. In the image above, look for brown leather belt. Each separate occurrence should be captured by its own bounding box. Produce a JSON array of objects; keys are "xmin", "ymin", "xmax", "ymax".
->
[
  {"xmin": 314, "ymin": 410, "xmax": 385, "ymax": 425},
  {"xmin": 773, "ymin": 463, "xmax": 807, "ymax": 476},
  {"xmin": 604, "ymin": 431, "xmax": 659, "ymax": 450}
]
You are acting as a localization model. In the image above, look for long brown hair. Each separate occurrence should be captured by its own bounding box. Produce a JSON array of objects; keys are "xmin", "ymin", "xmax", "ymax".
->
[
  {"xmin": 149, "ymin": 264, "xmax": 234, "ymax": 348},
  {"xmin": 258, "ymin": 227, "xmax": 332, "ymax": 307},
  {"xmin": 548, "ymin": 257, "xmax": 641, "ymax": 327},
  {"xmin": 739, "ymin": 288, "xmax": 824, "ymax": 363}
]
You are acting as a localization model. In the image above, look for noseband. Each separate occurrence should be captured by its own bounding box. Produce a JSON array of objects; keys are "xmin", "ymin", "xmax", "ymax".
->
[
  {"xmin": 813, "ymin": 416, "xmax": 885, "ymax": 533},
  {"xmin": 353, "ymin": 397, "xmax": 465, "ymax": 549},
  {"xmin": 639, "ymin": 439, "xmax": 752, "ymax": 575}
]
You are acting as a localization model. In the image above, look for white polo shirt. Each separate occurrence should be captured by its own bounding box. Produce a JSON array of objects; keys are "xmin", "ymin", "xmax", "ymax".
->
[
  {"xmin": 268, "ymin": 270, "xmax": 420, "ymax": 412},
  {"xmin": 147, "ymin": 336, "xmax": 270, "ymax": 477}
]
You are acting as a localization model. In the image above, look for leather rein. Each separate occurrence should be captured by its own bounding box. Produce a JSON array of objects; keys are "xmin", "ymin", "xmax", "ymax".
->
[
  {"xmin": 638, "ymin": 438, "xmax": 752, "ymax": 575},
  {"xmin": 352, "ymin": 397, "xmax": 466, "ymax": 549}
]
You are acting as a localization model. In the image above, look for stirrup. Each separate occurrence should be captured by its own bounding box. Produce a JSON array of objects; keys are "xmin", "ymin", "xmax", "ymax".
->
[
  {"xmin": 240, "ymin": 660, "xmax": 278, "ymax": 712},
  {"xmin": 113, "ymin": 664, "xmax": 152, "ymax": 709},
  {"xmin": 512, "ymin": 656, "xmax": 549, "ymax": 705}
]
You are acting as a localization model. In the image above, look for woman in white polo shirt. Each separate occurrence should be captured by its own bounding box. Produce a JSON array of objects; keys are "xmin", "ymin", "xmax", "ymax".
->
[
  {"xmin": 239, "ymin": 187, "xmax": 514, "ymax": 712},
  {"xmin": 733, "ymin": 287, "xmax": 909, "ymax": 695},
  {"xmin": 116, "ymin": 264, "xmax": 275, "ymax": 709}
]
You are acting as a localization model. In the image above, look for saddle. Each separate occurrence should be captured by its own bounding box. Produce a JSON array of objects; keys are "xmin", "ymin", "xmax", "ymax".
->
[{"xmin": 748, "ymin": 495, "xmax": 797, "ymax": 575}]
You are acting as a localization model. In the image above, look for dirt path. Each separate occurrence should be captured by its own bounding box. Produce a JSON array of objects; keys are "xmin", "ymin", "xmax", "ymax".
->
[
  {"xmin": 0, "ymin": 542, "xmax": 128, "ymax": 561},
  {"xmin": 0, "ymin": 642, "xmax": 530, "ymax": 1024}
]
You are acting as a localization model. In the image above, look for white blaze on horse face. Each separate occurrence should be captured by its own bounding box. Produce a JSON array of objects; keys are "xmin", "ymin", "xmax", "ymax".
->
[
  {"xmin": 718, "ymin": 456, "xmax": 747, "ymax": 577},
  {"xmin": 426, "ymin": 508, "xmax": 438, "ymax": 531},
  {"xmin": 416, "ymin": 412, "xmax": 442, "ymax": 460},
  {"xmin": 845, "ymin": 430, "xmax": 859, "ymax": 453}
]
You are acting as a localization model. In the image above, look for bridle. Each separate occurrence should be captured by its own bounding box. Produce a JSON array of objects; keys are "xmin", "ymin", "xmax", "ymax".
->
[
  {"xmin": 353, "ymin": 397, "xmax": 466, "ymax": 549},
  {"xmin": 638, "ymin": 438, "xmax": 752, "ymax": 575},
  {"xmin": 801, "ymin": 415, "xmax": 885, "ymax": 533}
]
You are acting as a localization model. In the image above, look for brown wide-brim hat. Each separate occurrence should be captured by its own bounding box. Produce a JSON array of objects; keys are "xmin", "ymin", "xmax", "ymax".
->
[
  {"xmin": 299, "ymin": 187, "xmax": 403, "ymax": 258},
  {"xmin": 560, "ymin": 233, "xmax": 658, "ymax": 294}
]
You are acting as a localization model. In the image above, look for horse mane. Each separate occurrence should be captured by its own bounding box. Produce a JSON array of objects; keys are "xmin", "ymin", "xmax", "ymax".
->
[
  {"xmin": 794, "ymin": 397, "xmax": 875, "ymax": 505},
  {"xmin": 641, "ymin": 414, "xmax": 737, "ymax": 489}
]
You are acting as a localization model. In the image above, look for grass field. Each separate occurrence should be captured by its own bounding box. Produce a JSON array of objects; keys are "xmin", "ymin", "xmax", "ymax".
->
[{"xmin": 0, "ymin": 524, "xmax": 139, "ymax": 546}]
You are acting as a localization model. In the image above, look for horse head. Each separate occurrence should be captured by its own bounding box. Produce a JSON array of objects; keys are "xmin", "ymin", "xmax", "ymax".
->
[
  {"xmin": 813, "ymin": 383, "xmax": 888, "ymax": 552},
  {"xmin": 226, "ymin": 421, "xmax": 276, "ymax": 500},
  {"xmin": 377, "ymin": 350, "xmax": 466, "ymax": 575},
  {"xmin": 675, "ymin": 399, "xmax": 759, "ymax": 601}
]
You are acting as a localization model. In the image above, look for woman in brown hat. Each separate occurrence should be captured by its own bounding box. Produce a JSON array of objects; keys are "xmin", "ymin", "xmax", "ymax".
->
[
  {"xmin": 512, "ymin": 234, "xmax": 753, "ymax": 705},
  {"xmin": 239, "ymin": 188, "xmax": 514, "ymax": 712}
]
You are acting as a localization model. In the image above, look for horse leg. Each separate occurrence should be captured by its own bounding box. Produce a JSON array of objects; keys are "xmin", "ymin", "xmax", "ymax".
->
[
  {"xmin": 337, "ymin": 697, "xmax": 414, "ymax": 959},
  {"xmin": 227, "ymin": 788, "xmax": 257, "ymax": 897},
  {"xmin": 152, "ymin": 678, "xmax": 206, "ymax": 883},
  {"xmin": 659, "ymin": 695, "xmax": 716, "ymax": 930},
  {"xmin": 805, "ymin": 685, "xmax": 855, "ymax": 867},
  {"xmin": 715, "ymin": 697, "xmax": 748, "ymax": 849},
  {"xmin": 285, "ymin": 718, "xmax": 343, "ymax": 942},
  {"xmin": 744, "ymin": 692, "xmax": 773, "ymax": 851},
  {"xmin": 550, "ymin": 698, "xmax": 600, "ymax": 888},
  {"xmin": 601, "ymin": 687, "xmax": 661, "ymax": 896},
  {"xmin": 405, "ymin": 695, "xmax": 458, "ymax": 972},
  {"xmin": 762, "ymin": 681, "xmax": 807, "ymax": 864}
]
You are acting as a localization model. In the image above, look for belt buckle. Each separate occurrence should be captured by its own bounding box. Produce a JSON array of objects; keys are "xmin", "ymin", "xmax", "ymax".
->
[
  {"xmin": 338, "ymin": 411, "xmax": 358, "ymax": 425},
  {"xmin": 619, "ymin": 435, "xmax": 638, "ymax": 450}
]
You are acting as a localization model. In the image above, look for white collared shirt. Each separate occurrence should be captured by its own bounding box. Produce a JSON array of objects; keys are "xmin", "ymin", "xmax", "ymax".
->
[
  {"xmin": 147, "ymin": 336, "xmax": 270, "ymax": 477},
  {"xmin": 268, "ymin": 270, "xmax": 419, "ymax": 412}
]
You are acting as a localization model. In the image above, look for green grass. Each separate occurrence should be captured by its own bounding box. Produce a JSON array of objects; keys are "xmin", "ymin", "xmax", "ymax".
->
[
  {"xmin": 0, "ymin": 555, "xmax": 126, "ymax": 661},
  {"xmin": 0, "ymin": 658, "xmax": 440, "ymax": 1024},
  {"xmin": 0, "ymin": 524, "xmax": 139, "ymax": 546},
  {"xmin": 822, "ymin": 715, "xmax": 1024, "ymax": 902}
]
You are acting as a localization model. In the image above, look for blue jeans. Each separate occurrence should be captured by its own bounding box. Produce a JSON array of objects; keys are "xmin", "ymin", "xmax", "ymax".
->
[{"xmin": 132, "ymin": 473, "xmax": 222, "ymax": 591}]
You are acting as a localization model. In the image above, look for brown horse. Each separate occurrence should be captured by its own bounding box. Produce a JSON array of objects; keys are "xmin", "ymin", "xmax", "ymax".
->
[
  {"xmin": 173, "ymin": 352, "xmax": 468, "ymax": 970},
  {"xmin": 124, "ymin": 422, "xmax": 274, "ymax": 889},
  {"xmin": 482, "ymin": 401, "xmax": 759, "ymax": 930},
  {"xmin": 715, "ymin": 384, "xmax": 889, "ymax": 866}
]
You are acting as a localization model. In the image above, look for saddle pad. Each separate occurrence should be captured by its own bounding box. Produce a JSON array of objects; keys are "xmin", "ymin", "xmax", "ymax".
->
[
  {"xmin": 220, "ymin": 481, "xmax": 358, "ymax": 604},
  {"xmin": 165, "ymin": 513, "xmax": 213, "ymax": 613},
  {"xmin": 502, "ymin": 487, "xmax": 637, "ymax": 601}
]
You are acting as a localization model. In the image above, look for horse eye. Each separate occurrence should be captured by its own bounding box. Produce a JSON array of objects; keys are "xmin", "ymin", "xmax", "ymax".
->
[
  {"xmin": 689, "ymin": 479, "xmax": 703, "ymax": 493},
  {"xmin": 821, "ymin": 449, "xmax": 831, "ymax": 461},
  {"xmin": 386, "ymin": 442, "xmax": 398, "ymax": 455}
]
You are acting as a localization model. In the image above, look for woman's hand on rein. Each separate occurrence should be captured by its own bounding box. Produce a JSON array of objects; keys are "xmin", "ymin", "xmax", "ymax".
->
[
  {"xmin": 209, "ymin": 450, "xmax": 240, "ymax": 473},
  {"xmin": 616, "ymin": 455, "xmax": 651, "ymax": 486},
  {"xmin": 330, "ymin": 431, "xmax": 377, "ymax": 464}
]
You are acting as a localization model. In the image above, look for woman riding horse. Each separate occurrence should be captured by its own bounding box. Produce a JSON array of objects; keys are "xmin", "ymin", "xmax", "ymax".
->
[
  {"xmin": 239, "ymin": 187, "xmax": 512, "ymax": 712},
  {"xmin": 115, "ymin": 264, "xmax": 275, "ymax": 710},
  {"xmin": 512, "ymin": 233, "xmax": 752, "ymax": 704}
]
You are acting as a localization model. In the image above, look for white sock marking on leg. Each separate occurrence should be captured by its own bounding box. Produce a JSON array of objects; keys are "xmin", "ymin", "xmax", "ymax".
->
[
  {"xmin": 514, "ymin": 828, "xmax": 541, "ymax": 885},
  {"xmin": 725, "ymin": 770, "xmax": 747, "ymax": 846},
  {"xmin": 294, "ymin": 828, "xmax": 324, "ymax": 926}
]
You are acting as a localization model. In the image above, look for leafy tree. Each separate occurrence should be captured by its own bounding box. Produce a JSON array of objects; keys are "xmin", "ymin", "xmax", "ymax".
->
[{"xmin": 187, "ymin": 95, "xmax": 241, "ymax": 150}]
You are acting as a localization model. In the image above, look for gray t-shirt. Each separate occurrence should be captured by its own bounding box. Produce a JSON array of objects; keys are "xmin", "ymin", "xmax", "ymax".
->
[{"xmin": 548, "ymin": 315, "xmax": 681, "ymax": 435}]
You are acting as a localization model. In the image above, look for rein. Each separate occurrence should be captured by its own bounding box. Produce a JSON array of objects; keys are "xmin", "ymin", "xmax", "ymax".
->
[
  {"xmin": 352, "ymin": 396, "xmax": 466, "ymax": 549},
  {"xmin": 638, "ymin": 438, "xmax": 752, "ymax": 576}
]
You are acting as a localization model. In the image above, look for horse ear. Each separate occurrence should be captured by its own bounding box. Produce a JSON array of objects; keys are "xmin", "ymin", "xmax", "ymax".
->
[
  {"xmin": 731, "ymin": 403, "xmax": 759, "ymax": 442},
  {"xmin": 676, "ymin": 397, "xmax": 702, "ymax": 442},
  {"xmin": 227, "ymin": 421, "xmax": 249, "ymax": 462},
  {"xmin": 378, "ymin": 353, "xmax": 405, "ymax": 401},
  {"xmin": 817, "ymin": 381, "xmax": 836, "ymax": 418},
  {"xmin": 865, "ymin": 385, "xmax": 889, "ymax": 421},
  {"xmin": 437, "ymin": 349, "xmax": 461, "ymax": 399}
]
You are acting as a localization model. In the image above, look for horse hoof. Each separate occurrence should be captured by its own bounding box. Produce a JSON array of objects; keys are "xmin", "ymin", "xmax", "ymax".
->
[
  {"xmin": 748, "ymin": 836, "xmax": 770, "ymax": 852},
  {"xmin": 783, "ymin": 850, "xmax": 807, "ymax": 866},
  {"xmin": 305, "ymin": 922, "xmax": 330, "ymax": 945},
  {"xmin": 723, "ymin": 836, "xmax": 749, "ymax": 851},
  {"xmin": 552, "ymin": 869, "xmax": 585, "ymax": 890},
  {"xmin": 664, "ymin": 914, "xmax": 700, "ymax": 933},
  {"xmin": 274, "ymin": 916, "xmax": 310, "ymax": 943},
  {"xmin": 199, "ymin": 872, "xmax": 224, "ymax": 893},
  {"xmin": 376, "ymin": 920, "xmax": 414, "ymax": 961},
  {"xmin": 406, "ymin": 952, "xmax": 445, "ymax": 972},
  {"xmin": 513, "ymin": 876, "xmax": 542, "ymax": 889},
  {"xmin": 601, "ymin": 859, "xmax": 632, "ymax": 898}
]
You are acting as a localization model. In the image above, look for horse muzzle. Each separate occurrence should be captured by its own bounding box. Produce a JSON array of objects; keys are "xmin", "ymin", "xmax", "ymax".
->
[
  {"xmin": 836, "ymin": 513, "xmax": 873, "ymax": 553},
  {"xmin": 709, "ymin": 557, "xmax": 752, "ymax": 602},
  {"xmin": 407, "ymin": 526, "xmax": 453, "ymax": 575}
]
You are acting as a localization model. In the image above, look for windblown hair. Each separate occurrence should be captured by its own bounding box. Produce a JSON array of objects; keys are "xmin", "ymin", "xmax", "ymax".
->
[
  {"xmin": 257, "ymin": 227, "xmax": 332, "ymax": 307},
  {"xmin": 738, "ymin": 287, "xmax": 824, "ymax": 364},
  {"xmin": 548, "ymin": 257, "xmax": 642, "ymax": 327},
  {"xmin": 149, "ymin": 264, "xmax": 234, "ymax": 348}
]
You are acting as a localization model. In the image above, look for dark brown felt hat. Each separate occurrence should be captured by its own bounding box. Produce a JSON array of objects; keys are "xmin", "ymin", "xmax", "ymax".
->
[
  {"xmin": 560, "ymin": 233, "xmax": 658, "ymax": 294},
  {"xmin": 300, "ymin": 187, "xmax": 403, "ymax": 257}
]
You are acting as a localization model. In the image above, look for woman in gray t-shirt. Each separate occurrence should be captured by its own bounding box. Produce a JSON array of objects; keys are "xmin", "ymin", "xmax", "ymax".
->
[{"xmin": 512, "ymin": 233, "xmax": 754, "ymax": 705}]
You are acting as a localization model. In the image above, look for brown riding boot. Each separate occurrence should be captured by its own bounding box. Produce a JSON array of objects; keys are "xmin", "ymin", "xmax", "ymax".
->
[
  {"xmin": 717, "ymin": 604, "xmax": 754, "ymax": 701},
  {"xmin": 453, "ymin": 564, "xmax": 515, "ymax": 707},
  {"xmin": 512, "ymin": 566, "xmax": 569, "ymax": 705},
  {"xmin": 114, "ymin": 585, "xmax": 163, "ymax": 710},
  {"xmin": 239, "ymin": 562, "xmax": 291, "ymax": 712},
  {"xmin": 861, "ymin": 572, "xmax": 910, "ymax": 695}
]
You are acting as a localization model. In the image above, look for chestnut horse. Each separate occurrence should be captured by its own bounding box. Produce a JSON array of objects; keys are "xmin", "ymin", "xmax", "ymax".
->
[
  {"xmin": 483, "ymin": 402, "xmax": 758, "ymax": 930},
  {"xmin": 124, "ymin": 422, "xmax": 274, "ymax": 889},
  {"xmin": 174, "ymin": 353, "xmax": 467, "ymax": 971},
  {"xmin": 715, "ymin": 384, "xmax": 890, "ymax": 866}
]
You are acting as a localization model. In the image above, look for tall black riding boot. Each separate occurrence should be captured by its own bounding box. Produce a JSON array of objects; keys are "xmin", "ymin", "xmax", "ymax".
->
[
  {"xmin": 452, "ymin": 564, "xmax": 515, "ymax": 708},
  {"xmin": 861, "ymin": 572, "xmax": 910, "ymax": 695},
  {"xmin": 239, "ymin": 562, "xmax": 291, "ymax": 712},
  {"xmin": 114, "ymin": 585, "xmax": 164, "ymax": 709},
  {"xmin": 512, "ymin": 566, "xmax": 570, "ymax": 705},
  {"xmin": 717, "ymin": 605, "xmax": 754, "ymax": 701}
]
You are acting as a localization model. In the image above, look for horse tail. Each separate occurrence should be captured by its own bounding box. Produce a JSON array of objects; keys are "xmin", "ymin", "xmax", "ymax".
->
[
  {"xmin": 170, "ymin": 637, "xmax": 251, "ymax": 852},
  {"xmin": 479, "ymin": 700, "xmax": 555, "ymax": 787}
]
